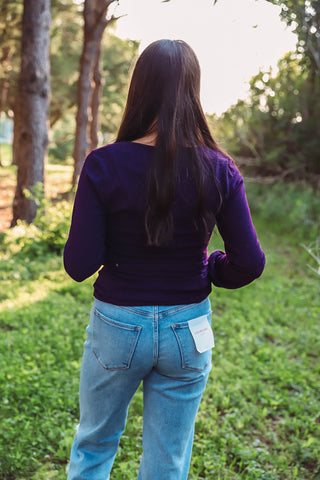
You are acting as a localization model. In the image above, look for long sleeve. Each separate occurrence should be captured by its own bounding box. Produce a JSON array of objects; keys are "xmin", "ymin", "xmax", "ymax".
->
[
  {"xmin": 63, "ymin": 142, "xmax": 265, "ymax": 304},
  {"xmin": 63, "ymin": 154, "xmax": 107, "ymax": 282},
  {"xmin": 208, "ymin": 161, "xmax": 265, "ymax": 289}
]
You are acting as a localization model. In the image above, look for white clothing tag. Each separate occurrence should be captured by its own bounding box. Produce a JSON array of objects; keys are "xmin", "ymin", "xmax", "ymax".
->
[{"xmin": 188, "ymin": 315, "xmax": 214, "ymax": 353}]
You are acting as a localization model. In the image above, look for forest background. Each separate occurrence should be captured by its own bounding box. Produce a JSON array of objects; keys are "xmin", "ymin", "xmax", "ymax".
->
[{"xmin": 0, "ymin": 0, "xmax": 319, "ymax": 479}]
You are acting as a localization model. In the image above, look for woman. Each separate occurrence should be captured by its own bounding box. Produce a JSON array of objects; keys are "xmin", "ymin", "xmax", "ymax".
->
[{"xmin": 64, "ymin": 39, "xmax": 265, "ymax": 480}]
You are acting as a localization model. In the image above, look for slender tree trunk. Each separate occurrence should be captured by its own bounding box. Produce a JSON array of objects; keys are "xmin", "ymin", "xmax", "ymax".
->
[
  {"xmin": 88, "ymin": 43, "xmax": 103, "ymax": 151},
  {"xmin": 12, "ymin": 102, "xmax": 20, "ymax": 167},
  {"xmin": 72, "ymin": 34, "xmax": 99, "ymax": 187},
  {"xmin": 11, "ymin": 0, "xmax": 51, "ymax": 227},
  {"xmin": 71, "ymin": 0, "xmax": 117, "ymax": 188},
  {"xmin": 0, "ymin": 47, "xmax": 10, "ymax": 114}
]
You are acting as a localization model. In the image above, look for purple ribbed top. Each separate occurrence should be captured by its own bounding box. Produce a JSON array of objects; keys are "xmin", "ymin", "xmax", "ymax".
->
[{"xmin": 64, "ymin": 142, "xmax": 265, "ymax": 305}]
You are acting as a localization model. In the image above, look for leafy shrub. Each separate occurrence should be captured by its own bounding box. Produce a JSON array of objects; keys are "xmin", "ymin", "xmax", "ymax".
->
[
  {"xmin": 245, "ymin": 180, "xmax": 320, "ymax": 244},
  {"xmin": 1, "ymin": 200, "xmax": 72, "ymax": 259}
]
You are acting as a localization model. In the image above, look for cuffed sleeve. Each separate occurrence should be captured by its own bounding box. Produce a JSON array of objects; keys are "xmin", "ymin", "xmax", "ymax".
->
[{"xmin": 208, "ymin": 160, "xmax": 265, "ymax": 289}]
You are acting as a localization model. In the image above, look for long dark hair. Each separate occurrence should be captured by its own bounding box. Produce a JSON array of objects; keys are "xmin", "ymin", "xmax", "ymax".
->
[{"xmin": 116, "ymin": 39, "xmax": 225, "ymax": 246}]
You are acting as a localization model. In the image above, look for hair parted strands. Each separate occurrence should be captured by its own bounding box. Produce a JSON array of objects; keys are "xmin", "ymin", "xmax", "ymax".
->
[{"xmin": 116, "ymin": 39, "xmax": 226, "ymax": 246}]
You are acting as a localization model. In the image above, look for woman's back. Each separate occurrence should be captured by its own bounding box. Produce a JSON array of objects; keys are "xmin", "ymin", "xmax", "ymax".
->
[{"xmin": 64, "ymin": 141, "xmax": 264, "ymax": 305}]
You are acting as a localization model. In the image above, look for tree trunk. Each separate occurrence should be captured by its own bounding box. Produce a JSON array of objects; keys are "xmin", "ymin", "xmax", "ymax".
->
[
  {"xmin": 88, "ymin": 43, "xmax": 103, "ymax": 151},
  {"xmin": 11, "ymin": 0, "xmax": 51, "ymax": 227},
  {"xmin": 71, "ymin": 0, "xmax": 117, "ymax": 188},
  {"xmin": 0, "ymin": 47, "xmax": 10, "ymax": 114}
]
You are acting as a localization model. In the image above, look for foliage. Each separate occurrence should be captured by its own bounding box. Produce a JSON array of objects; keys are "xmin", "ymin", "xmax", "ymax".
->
[
  {"xmin": 265, "ymin": 0, "xmax": 320, "ymax": 75},
  {"xmin": 48, "ymin": 33, "xmax": 139, "ymax": 161},
  {"xmin": 0, "ymin": 141, "xmax": 12, "ymax": 165},
  {"xmin": 245, "ymin": 180, "xmax": 320, "ymax": 244},
  {"xmin": 0, "ymin": 0, "xmax": 23, "ymax": 115},
  {"xmin": 1, "ymin": 182, "xmax": 72, "ymax": 259},
  {"xmin": 0, "ymin": 181, "xmax": 319, "ymax": 479},
  {"xmin": 49, "ymin": 1, "xmax": 83, "ymax": 128},
  {"xmin": 210, "ymin": 51, "xmax": 320, "ymax": 179},
  {"xmin": 213, "ymin": 0, "xmax": 320, "ymax": 75},
  {"xmin": 99, "ymin": 35, "xmax": 139, "ymax": 140},
  {"xmin": 209, "ymin": 0, "xmax": 320, "ymax": 180},
  {"xmin": 0, "ymin": 3, "xmax": 139, "ymax": 164},
  {"xmin": 48, "ymin": 114, "xmax": 76, "ymax": 164},
  {"xmin": 190, "ymin": 239, "xmax": 320, "ymax": 480},
  {"xmin": 302, "ymin": 239, "xmax": 320, "ymax": 276}
]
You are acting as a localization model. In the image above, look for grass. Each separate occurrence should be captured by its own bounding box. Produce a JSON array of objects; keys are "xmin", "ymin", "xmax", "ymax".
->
[
  {"xmin": 0, "ymin": 142, "xmax": 12, "ymax": 166},
  {"xmin": 0, "ymin": 177, "xmax": 319, "ymax": 479}
]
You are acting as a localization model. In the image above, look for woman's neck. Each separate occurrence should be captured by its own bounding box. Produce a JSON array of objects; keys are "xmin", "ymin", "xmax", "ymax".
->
[{"xmin": 132, "ymin": 132, "xmax": 157, "ymax": 146}]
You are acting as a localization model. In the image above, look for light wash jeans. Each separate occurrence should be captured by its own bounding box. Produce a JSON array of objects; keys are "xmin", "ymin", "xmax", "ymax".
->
[{"xmin": 67, "ymin": 297, "xmax": 213, "ymax": 480}]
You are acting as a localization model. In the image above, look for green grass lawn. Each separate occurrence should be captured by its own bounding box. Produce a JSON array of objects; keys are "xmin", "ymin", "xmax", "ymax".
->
[{"xmin": 0, "ymin": 181, "xmax": 319, "ymax": 479}]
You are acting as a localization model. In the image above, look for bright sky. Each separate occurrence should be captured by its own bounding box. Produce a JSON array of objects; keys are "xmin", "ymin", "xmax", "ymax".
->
[{"xmin": 113, "ymin": 0, "xmax": 297, "ymax": 115}]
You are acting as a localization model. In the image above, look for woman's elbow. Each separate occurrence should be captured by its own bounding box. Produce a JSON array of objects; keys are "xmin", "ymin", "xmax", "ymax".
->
[
  {"xmin": 63, "ymin": 257, "xmax": 88, "ymax": 282},
  {"xmin": 242, "ymin": 251, "xmax": 266, "ymax": 284},
  {"xmin": 65, "ymin": 268, "xmax": 88, "ymax": 283},
  {"xmin": 63, "ymin": 247, "xmax": 97, "ymax": 282},
  {"xmin": 226, "ymin": 251, "xmax": 266, "ymax": 289},
  {"xmin": 254, "ymin": 251, "xmax": 266, "ymax": 276},
  {"xmin": 208, "ymin": 249, "xmax": 266, "ymax": 288}
]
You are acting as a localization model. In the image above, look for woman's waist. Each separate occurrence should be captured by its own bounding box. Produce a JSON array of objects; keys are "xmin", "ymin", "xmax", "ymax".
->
[
  {"xmin": 104, "ymin": 248, "xmax": 208, "ymax": 276},
  {"xmin": 93, "ymin": 296, "xmax": 211, "ymax": 319},
  {"xmin": 103, "ymin": 258, "xmax": 208, "ymax": 278}
]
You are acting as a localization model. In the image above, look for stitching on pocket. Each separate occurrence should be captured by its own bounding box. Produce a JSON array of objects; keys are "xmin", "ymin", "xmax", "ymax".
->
[
  {"xmin": 171, "ymin": 323, "xmax": 211, "ymax": 372},
  {"xmin": 92, "ymin": 309, "xmax": 142, "ymax": 370}
]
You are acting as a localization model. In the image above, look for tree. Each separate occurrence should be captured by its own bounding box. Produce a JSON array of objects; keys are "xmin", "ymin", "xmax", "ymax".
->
[
  {"xmin": 0, "ymin": 1, "xmax": 81, "ymax": 131},
  {"xmin": 213, "ymin": 0, "xmax": 320, "ymax": 75},
  {"xmin": 211, "ymin": 0, "xmax": 320, "ymax": 179},
  {"xmin": 265, "ymin": 0, "xmax": 320, "ymax": 76},
  {"xmin": 72, "ymin": 0, "xmax": 119, "ymax": 187},
  {"xmin": 48, "ymin": 34, "xmax": 139, "ymax": 164},
  {"xmin": 99, "ymin": 36, "xmax": 139, "ymax": 138},
  {"xmin": 49, "ymin": 1, "xmax": 83, "ymax": 128},
  {"xmin": 11, "ymin": 0, "xmax": 51, "ymax": 226},
  {"xmin": 212, "ymin": 51, "xmax": 320, "ymax": 179}
]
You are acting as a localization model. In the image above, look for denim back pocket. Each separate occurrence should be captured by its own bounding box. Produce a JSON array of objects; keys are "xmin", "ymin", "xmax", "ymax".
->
[
  {"xmin": 92, "ymin": 308, "xmax": 142, "ymax": 370},
  {"xmin": 172, "ymin": 321, "xmax": 212, "ymax": 372}
]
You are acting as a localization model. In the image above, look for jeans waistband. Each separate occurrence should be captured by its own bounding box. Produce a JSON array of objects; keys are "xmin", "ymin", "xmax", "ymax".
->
[{"xmin": 93, "ymin": 297, "xmax": 210, "ymax": 319}]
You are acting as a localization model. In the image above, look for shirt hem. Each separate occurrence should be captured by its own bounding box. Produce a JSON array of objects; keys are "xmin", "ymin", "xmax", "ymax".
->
[{"xmin": 92, "ymin": 288, "xmax": 212, "ymax": 307}]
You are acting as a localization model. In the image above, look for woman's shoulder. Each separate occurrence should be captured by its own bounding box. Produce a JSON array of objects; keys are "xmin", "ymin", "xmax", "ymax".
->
[
  {"xmin": 89, "ymin": 141, "xmax": 153, "ymax": 165},
  {"xmin": 93, "ymin": 141, "xmax": 154, "ymax": 155},
  {"xmin": 90, "ymin": 141, "xmax": 129, "ymax": 157},
  {"xmin": 82, "ymin": 141, "xmax": 153, "ymax": 186},
  {"xmin": 81, "ymin": 143, "xmax": 129, "ymax": 178},
  {"xmin": 200, "ymin": 146, "xmax": 239, "ymax": 174},
  {"xmin": 201, "ymin": 147, "xmax": 243, "ymax": 198}
]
